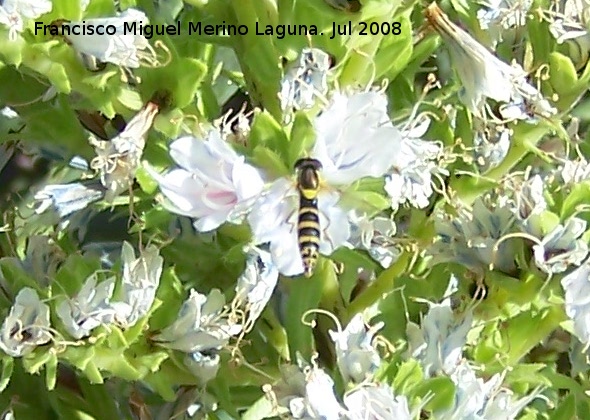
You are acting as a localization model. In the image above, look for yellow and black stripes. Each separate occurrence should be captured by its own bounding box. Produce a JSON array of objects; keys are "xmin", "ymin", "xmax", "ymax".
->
[{"xmin": 294, "ymin": 158, "xmax": 323, "ymax": 278}]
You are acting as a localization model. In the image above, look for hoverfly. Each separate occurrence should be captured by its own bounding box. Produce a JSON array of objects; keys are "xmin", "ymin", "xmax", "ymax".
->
[{"xmin": 294, "ymin": 158, "xmax": 323, "ymax": 278}]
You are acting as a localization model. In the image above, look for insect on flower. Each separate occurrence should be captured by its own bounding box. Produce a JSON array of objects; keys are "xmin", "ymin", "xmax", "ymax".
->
[
  {"xmin": 248, "ymin": 90, "xmax": 402, "ymax": 278},
  {"xmin": 294, "ymin": 158, "xmax": 323, "ymax": 278}
]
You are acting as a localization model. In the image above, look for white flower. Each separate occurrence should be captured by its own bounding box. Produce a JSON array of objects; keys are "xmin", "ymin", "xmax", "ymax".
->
[
  {"xmin": 273, "ymin": 360, "xmax": 346, "ymax": 420},
  {"xmin": 111, "ymin": 242, "xmax": 163, "ymax": 328},
  {"xmin": 90, "ymin": 102, "xmax": 159, "ymax": 201},
  {"xmin": 148, "ymin": 129, "xmax": 265, "ymax": 232},
  {"xmin": 477, "ymin": 0, "xmax": 532, "ymax": 44},
  {"xmin": 347, "ymin": 212, "xmax": 400, "ymax": 269},
  {"xmin": 312, "ymin": 91, "xmax": 402, "ymax": 186},
  {"xmin": 34, "ymin": 182, "xmax": 104, "ymax": 218},
  {"xmin": 248, "ymin": 179, "xmax": 350, "ymax": 276},
  {"xmin": 280, "ymin": 47, "xmax": 331, "ymax": 113},
  {"xmin": 500, "ymin": 174, "xmax": 547, "ymax": 221},
  {"xmin": 152, "ymin": 289, "xmax": 241, "ymax": 353},
  {"xmin": 438, "ymin": 363, "xmax": 542, "ymax": 419},
  {"xmin": 473, "ymin": 120, "xmax": 511, "ymax": 171},
  {"xmin": 549, "ymin": 0, "xmax": 590, "ymax": 43},
  {"xmin": 561, "ymin": 262, "xmax": 590, "ymax": 345},
  {"xmin": 0, "ymin": 0, "xmax": 52, "ymax": 41},
  {"xmin": 185, "ymin": 351, "xmax": 221, "ymax": 384},
  {"xmin": 406, "ymin": 276, "xmax": 472, "ymax": 377},
  {"xmin": 532, "ymin": 217, "xmax": 588, "ymax": 274},
  {"xmin": 344, "ymin": 384, "xmax": 412, "ymax": 420},
  {"xmin": 0, "ymin": 288, "xmax": 52, "ymax": 357},
  {"xmin": 64, "ymin": 8, "xmax": 156, "ymax": 68},
  {"xmin": 233, "ymin": 246, "xmax": 279, "ymax": 328},
  {"xmin": 248, "ymin": 91, "xmax": 401, "ymax": 276},
  {"xmin": 561, "ymin": 158, "xmax": 590, "ymax": 184},
  {"xmin": 385, "ymin": 116, "xmax": 443, "ymax": 210},
  {"xmin": 426, "ymin": 2, "xmax": 556, "ymax": 120},
  {"xmin": 56, "ymin": 274, "xmax": 116, "ymax": 339},
  {"xmin": 1, "ymin": 236, "xmax": 63, "ymax": 288},
  {"xmin": 328, "ymin": 313, "xmax": 383, "ymax": 383},
  {"xmin": 431, "ymin": 198, "xmax": 517, "ymax": 274}
]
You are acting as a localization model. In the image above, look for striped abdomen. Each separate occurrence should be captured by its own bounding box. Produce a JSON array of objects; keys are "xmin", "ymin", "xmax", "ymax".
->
[
  {"xmin": 294, "ymin": 158, "xmax": 323, "ymax": 278},
  {"xmin": 298, "ymin": 195, "xmax": 320, "ymax": 278}
]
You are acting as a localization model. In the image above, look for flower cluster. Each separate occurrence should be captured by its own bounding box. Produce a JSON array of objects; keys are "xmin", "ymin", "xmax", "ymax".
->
[{"xmin": 2, "ymin": 0, "xmax": 590, "ymax": 418}]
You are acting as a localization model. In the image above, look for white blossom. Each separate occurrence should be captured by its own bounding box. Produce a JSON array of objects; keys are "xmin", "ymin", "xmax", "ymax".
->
[
  {"xmin": 473, "ymin": 120, "xmax": 511, "ymax": 171},
  {"xmin": 549, "ymin": 0, "xmax": 590, "ymax": 44},
  {"xmin": 90, "ymin": 102, "xmax": 159, "ymax": 201},
  {"xmin": 561, "ymin": 262, "xmax": 590, "ymax": 345},
  {"xmin": 280, "ymin": 48, "xmax": 331, "ymax": 113},
  {"xmin": 148, "ymin": 129, "xmax": 265, "ymax": 232},
  {"xmin": 0, "ymin": 288, "xmax": 52, "ymax": 357},
  {"xmin": 406, "ymin": 276, "xmax": 472, "ymax": 376},
  {"xmin": 561, "ymin": 158, "xmax": 590, "ymax": 184},
  {"xmin": 64, "ymin": 8, "xmax": 157, "ymax": 68},
  {"xmin": 344, "ymin": 384, "xmax": 412, "ymax": 420},
  {"xmin": 311, "ymin": 91, "xmax": 402, "ymax": 186},
  {"xmin": 233, "ymin": 246, "xmax": 279, "ymax": 328},
  {"xmin": 532, "ymin": 217, "xmax": 588, "ymax": 274},
  {"xmin": 328, "ymin": 313, "xmax": 383, "ymax": 383},
  {"xmin": 152, "ymin": 289, "xmax": 241, "ymax": 353},
  {"xmin": 273, "ymin": 360, "xmax": 346, "ymax": 420},
  {"xmin": 34, "ymin": 182, "xmax": 104, "ymax": 218},
  {"xmin": 431, "ymin": 198, "xmax": 517, "ymax": 274},
  {"xmin": 500, "ymin": 174, "xmax": 547, "ymax": 222},
  {"xmin": 185, "ymin": 351, "xmax": 221, "ymax": 384},
  {"xmin": 347, "ymin": 212, "xmax": 400, "ymax": 269},
  {"xmin": 248, "ymin": 91, "xmax": 401, "ymax": 277},
  {"xmin": 426, "ymin": 2, "xmax": 556, "ymax": 120},
  {"xmin": 385, "ymin": 115, "xmax": 443, "ymax": 210},
  {"xmin": 248, "ymin": 179, "xmax": 349, "ymax": 276},
  {"xmin": 111, "ymin": 242, "xmax": 163, "ymax": 328},
  {"xmin": 3, "ymin": 236, "xmax": 63, "ymax": 288},
  {"xmin": 56, "ymin": 274, "xmax": 116, "ymax": 339},
  {"xmin": 0, "ymin": 0, "xmax": 52, "ymax": 41},
  {"xmin": 477, "ymin": 0, "xmax": 532, "ymax": 44},
  {"xmin": 438, "ymin": 362, "xmax": 542, "ymax": 419}
]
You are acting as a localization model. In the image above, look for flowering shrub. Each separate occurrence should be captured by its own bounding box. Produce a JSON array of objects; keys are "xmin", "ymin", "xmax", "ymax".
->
[{"xmin": 0, "ymin": 0, "xmax": 590, "ymax": 418}]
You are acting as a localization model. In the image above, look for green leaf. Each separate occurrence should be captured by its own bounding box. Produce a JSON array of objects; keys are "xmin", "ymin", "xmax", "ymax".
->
[
  {"xmin": 284, "ymin": 275, "xmax": 324, "ymax": 361},
  {"xmin": 152, "ymin": 108, "xmax": 186, "ymax": 138},
  {"xmin": 527, "ymin": 17, "xmax": 553, "ymax": 67},
  {"xmin": 414, "ymin": 376, "xmax": 456, "ymax": 413},
  {"xmin": 139, "ymin": 57, "xmax": 207, "ymax": 109},
  {"xmin": 251, "ymin": 146, "xmax": 290, "ymax": 178},
  {"xmin": 242, "ymin": 395, "xmax": 276, "ymax": 420},
  {"xmin": 548, "ymin": 52, "xmax": 581, "ymax": 109},
  {"xmin": 94, "ymin": 348, "xmax": 142, "ymax": 381},
  {"xmin": 117, "ymin": 88, "xmax": 144, "ymax": 111},
  {"xmin": 45, "ymin": 352, "xmax": 58, "ymax": 391},
  {"xmin": 374, "ymin": 13, "xmax": 413, "ymax": 81},
  {"xmin": 549, "ymin": 393, "xmax": 576, "ymax": 420},
  {"xmin": 0, "ymin": 34, "xmax": 25, "ymax": 65},
  {"xmin": 22, "ymin": 42, "xmax": 71, "ymax": 93},
  {"xmin": 340, "ymin": 190, "xmax": 391, "ymax": 214},
  {"xmin": 391, "ymin": 359, "xmax": 423, "ymax": 395},
  {"xmin": 136, "ymin": 166, "xmax": 160, "ymax": 194},
  {"xmin": 561, "ymin": 182, "xmax": 590, "ymax": 219},
  {"xmin": 249, "ymin": 110, "xmax": 289, "ymax": 158},
  {"xmin": 0, "ymin": 356, "xmax": 14, "ymax": 392},
  {"xmin": 288, "ymin": 111, "xmax": 316, "ymax": 166},
  {"xmin": 83, "ymin": 361, "xmax": 104, "ymax": 384}
]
